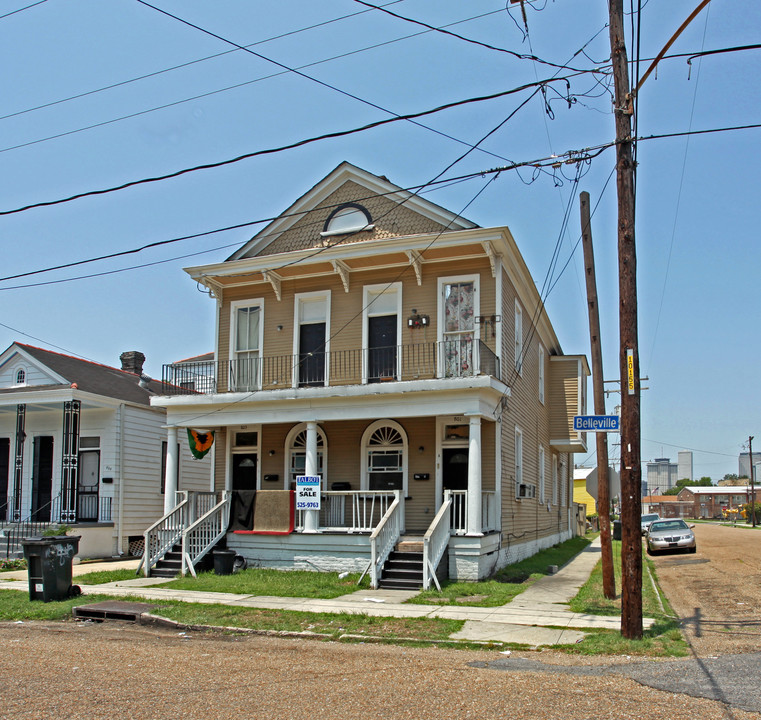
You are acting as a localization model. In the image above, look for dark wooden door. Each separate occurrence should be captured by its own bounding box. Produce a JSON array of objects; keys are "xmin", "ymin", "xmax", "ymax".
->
[
  {"xmin": 77, "ymin": 451, "xmax": 100, "ymax": 521},
  {"xmin": 32, "ymin": 436, "xmax": 54, "ymax": 521},
  {"xmin": 0, "ymin": 438, "xmax": 8, "ymax": 520},
  {"xmin": 232, "ymin": 453, "xmax": 258, "ymax": 491},
  {"xmin": 299, "ymin": 322, "xmax": 326, "ymax": 386},
  {"xmin": 368, "ymin": 315, "xmax": 397, "ymax": 382}
]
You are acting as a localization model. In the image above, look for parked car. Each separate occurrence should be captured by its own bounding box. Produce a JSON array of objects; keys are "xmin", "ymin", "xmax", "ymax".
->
[
  {"xmin": 646, "ymin": 518, "xmax": 697, "ymax": 555},
  {"xmin": 640, "ymin": 513, "xmax": 660, "ymax": 535}
]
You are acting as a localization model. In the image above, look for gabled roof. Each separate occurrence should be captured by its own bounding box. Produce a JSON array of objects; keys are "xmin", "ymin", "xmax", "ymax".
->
[
  {"xmin": 228, "ymin": 161, "xmax": 479, "ymax": 260},
  {"xmin": 0, "ymin": 342, "xmax": 163, "ymax": 406}
]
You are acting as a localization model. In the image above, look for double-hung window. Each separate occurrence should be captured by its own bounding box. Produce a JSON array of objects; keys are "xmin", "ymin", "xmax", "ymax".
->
[{"xmin": 231, "ymin": 300, "xmax": 263, "ymax": 391}]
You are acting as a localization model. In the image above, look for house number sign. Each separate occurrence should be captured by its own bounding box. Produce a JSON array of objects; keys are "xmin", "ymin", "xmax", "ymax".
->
[{"xmin": 295, "ymin": 475, "xmax": 321, "ymax": 510}]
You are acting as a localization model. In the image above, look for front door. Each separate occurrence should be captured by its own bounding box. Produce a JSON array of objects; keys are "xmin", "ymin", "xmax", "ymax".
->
[
  {"xmin": 368, "ymin": 315, "xmax": 397, "ymax": 382},
  {"xmin": 232, "ymin": 453, "xmax": 258, "ymax": 491},
  {"xmin": 31, "ymin": 436, "xmax": 54, "ymax": 522},
  {"xmin": 442, "ymin": 447, "xmax": 468, "ymax": 530},
  {"xmin": 77, "ymin": 451, "xmax": 100, "ymax": 521},
  {"xmin": 299, "ymin": 323, "xmax": 326, "ymax": 387},
  {"xmin": 0, "ymin": 438, "xmax": 9, "ymax": 521}
]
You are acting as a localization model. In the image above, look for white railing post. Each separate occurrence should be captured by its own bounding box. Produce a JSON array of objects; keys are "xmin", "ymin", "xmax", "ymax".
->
[
  {"xmin": 466, "ymin": 415, "xmax": 483, "ymax": 536},
  {"xmin": 164, "ymin": 426, "xmax": 179, "ymax": 515},
  {"xmin": 302, "ymin": 421, "xmax": 320, "ymax": 533}
]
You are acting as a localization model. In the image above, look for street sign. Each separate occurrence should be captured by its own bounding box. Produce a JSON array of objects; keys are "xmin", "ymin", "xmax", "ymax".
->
[
  {"xmin": 573, "ymin": 415, "xmax": 620, "ymax": 432},
  {"xmin": 295, "ymin": 475, "xmax": 321, "ymax": 510}
]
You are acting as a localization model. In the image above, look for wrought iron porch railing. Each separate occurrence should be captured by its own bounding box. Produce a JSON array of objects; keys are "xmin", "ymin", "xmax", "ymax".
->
[{"xmin": 161, "ymin": 340, "xmax": 500, "ymax": 395}]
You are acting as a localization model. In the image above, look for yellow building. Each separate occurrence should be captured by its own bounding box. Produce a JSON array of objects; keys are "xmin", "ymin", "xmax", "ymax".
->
[{"xmin": 574, "ymin": 467, "xmax": 597, "ymax": 515}]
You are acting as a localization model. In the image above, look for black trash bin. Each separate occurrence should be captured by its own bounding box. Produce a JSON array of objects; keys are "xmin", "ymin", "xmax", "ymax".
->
[
  {"xmin": 613, "ymin": 520, "xmax": 622, "ymax": 540},
  {"xmin": 213, "ymin": 549, "xmax": 237, "ymax": 575},
  {"xmin": 21, "ymin": 535, "xmax": 81, "ymax": 602}
]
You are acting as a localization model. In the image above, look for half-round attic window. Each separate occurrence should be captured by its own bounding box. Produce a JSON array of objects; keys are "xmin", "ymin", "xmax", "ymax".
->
[
  {"xmin": 16, "ymin": 368, "xmax": 26, "ymax": 385},
  {"xmin": 321, "ymin": 203, "xmax": 374, "ymax": 238}
]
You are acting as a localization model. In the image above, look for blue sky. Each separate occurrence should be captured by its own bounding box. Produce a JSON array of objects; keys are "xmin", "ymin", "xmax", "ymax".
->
[{"xmin": 1, "ymin": 0, "xmax": 758, "ymax": 481}]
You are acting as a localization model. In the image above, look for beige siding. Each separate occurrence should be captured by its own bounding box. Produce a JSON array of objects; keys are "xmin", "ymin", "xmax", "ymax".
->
[{"xmin": 498, "ymin": 265, "xmax": 568, "ymax": 546}]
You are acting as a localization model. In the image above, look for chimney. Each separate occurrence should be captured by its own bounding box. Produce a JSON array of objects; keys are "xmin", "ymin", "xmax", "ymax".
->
[{"xmin": 120, "ymin": 351, "xmax": 146, "ymax": 375}]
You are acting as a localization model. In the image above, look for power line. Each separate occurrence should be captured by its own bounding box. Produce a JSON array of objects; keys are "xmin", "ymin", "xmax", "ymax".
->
[
  {"xmin": 352, "ymin": 0, "xmax": 593, "ymax": 72},
  {"xmin": 2, "ymin": 120, "xmax": 758, "ymax": 283},
  {"xmin": 0, "ymin": 74, "xmax": 584, "ymax": 217},
  {"xmin": 0, "ymin": 2, "xmax": 497, "ymax": 123},
  {"xmin": 0, "ymin": 0, "xmax": 47, "ymax": 21},
  {"xmin": 0, "ymin": 8, "xmax": 524, "ymax": 170}
]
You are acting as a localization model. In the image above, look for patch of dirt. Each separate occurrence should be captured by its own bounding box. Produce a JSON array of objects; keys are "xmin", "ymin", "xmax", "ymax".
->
[{"xmin": 650, "ymin": 523, "xmax": 761, "ymax": 656}]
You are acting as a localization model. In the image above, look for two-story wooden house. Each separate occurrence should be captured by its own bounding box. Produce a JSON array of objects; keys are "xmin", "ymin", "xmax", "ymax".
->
[{"xmin": 149, "ymin": 163, "xmax": 588, "ymax": 588}]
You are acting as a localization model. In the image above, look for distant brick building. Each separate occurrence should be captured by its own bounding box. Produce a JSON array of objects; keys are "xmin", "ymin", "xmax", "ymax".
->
[{"xmin": 677, "ymin": 486, "xmax": 753, "ymax": 519}]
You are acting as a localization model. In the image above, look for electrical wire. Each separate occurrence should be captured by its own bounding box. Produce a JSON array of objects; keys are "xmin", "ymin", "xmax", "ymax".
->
[
  {"xmin": 352, "ymin": 0, "xmax": 594, "ymax": 72},
  {"xmin": 646, "ymin": 7, "xmax": 712, "ymax": 377},
  {"xmin": 1, "ymin": 8, "xmax": 526, "ymax": 170},
  {"xmin": 4, "ymin": 119, "xmax": 759, "ymax": 285},
  {"xmin": 0, "ymin": 72, "xmax": 588, "ymax": 218},
  {"xmin": 0, "ymin": 0, "xmax": 47, "ymax": 21},
  {"xmin": 0, "ymin": 3, "xmax": 502, "ymax": 123}
]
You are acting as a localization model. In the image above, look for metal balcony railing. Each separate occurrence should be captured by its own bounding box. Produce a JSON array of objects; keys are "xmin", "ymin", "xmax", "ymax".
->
[{"xmin": 161, "ymin": 340, "xmax": 500, "ymax": 396}]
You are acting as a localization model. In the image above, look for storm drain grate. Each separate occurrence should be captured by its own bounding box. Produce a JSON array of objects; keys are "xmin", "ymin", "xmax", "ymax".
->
[{"xmin": 72, "ymin": 601, "xmax": 156, "ymax": 622}]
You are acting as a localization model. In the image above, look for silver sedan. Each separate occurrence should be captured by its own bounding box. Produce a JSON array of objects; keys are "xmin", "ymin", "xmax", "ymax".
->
[{"xmin": 646, "ymin": 519, "xmax": 697, "ymax": 555}]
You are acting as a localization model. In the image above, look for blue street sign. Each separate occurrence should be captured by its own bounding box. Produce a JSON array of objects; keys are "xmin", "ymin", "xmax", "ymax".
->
[{"xmin": 573, "ymin": 415, "xmax": 620, "ymax": 432}]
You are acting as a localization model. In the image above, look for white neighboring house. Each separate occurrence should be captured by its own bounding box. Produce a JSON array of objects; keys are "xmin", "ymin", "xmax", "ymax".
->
[{"xmin": 0, "ymin": 343, "xmax": 211, "ymax": 559}]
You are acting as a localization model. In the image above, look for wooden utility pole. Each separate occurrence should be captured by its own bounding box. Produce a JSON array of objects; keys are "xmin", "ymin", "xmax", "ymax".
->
[
  {"xmin": 608, "ymin": 0, "xmax": 643, "ymax": 638},
  {"xmin": 579, "ymin": 191, "xmax": 616, "ymax": 600},
  {"xmin": 749, "ymin": 436, "xmax": 756, "ymax": 528}
]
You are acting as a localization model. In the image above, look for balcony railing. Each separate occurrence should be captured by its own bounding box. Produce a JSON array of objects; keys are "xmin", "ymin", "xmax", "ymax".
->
[{"xmin": 161, "ymin": 340, "xmax": 499, "ymax": 395}]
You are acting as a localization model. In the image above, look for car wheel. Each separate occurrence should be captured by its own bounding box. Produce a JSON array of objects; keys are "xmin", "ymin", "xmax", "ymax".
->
[{"xmin": 689, "ymin": 546, "xmax": 697, "ymax": 554}]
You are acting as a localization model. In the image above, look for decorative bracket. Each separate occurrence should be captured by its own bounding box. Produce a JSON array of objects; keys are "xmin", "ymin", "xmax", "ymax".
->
[
  {"xmin": 262, "ymin": 269, "xmax": 282, "ymax": 301},
  {"xmin": 481, "ymin": 241, "xmax": 498, "ymax": 278},
  {"xmin": 406, "ymin": 250, "xmax": 423, "ymax": 286},
  {"xmin": 332, "ymin": 260, "xmax": 351, "ymax": 293}
]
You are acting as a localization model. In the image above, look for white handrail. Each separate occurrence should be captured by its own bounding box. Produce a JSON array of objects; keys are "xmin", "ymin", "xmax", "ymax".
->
[
  {"xmin": 181, "ymin": 492, "xmax": 231, "ymax": 577},
  {"xmin": 366, "ymin": 491, "xmax": 402, "ymax": 588},
  {"xmin": 139, "ymin": 495, "xmax": 192, "ymax": 577},
  {"xmin": 423, "ymin": 491, "xmax": 452, "ymax": 591}
]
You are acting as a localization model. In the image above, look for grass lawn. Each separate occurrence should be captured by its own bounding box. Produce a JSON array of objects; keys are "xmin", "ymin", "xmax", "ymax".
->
[
  {"xmin": 163, "ymin": 567, "xmax": 370, "ymax": 598},
  {"xmin": 408, "ymin": 535, "xmax": 592, "ymax": 607},
  {"xmin": 564, "ymin": 539, "xmax": 688, "ymax": 657}
]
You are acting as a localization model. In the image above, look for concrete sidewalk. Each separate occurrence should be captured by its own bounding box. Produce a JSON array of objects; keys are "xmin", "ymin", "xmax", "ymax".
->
[{"xmin": 0, "ymin": 538, "xmax": 651, "ymax": 647}]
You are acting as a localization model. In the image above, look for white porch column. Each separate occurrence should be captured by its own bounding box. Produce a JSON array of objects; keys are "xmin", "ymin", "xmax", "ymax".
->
[
  {"xmin": 164, "ymin": 426, "xmax": 179, "ymax": 514},
  {"xmin": 466, "ymin": 415, "xmax": 483, "ymax": 536},
  {"xmin": 302, "ymin": 421, "xmax": 320, "ymax": 533}
]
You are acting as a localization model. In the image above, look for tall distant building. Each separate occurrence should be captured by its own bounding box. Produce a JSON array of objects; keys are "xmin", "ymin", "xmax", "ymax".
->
[
  {"xmin": 646, "ymin": 457, "xmax": 678, "ymax": 493},
  {"xmin": 738, "ymin": 452, "xmax": 760, "ymax": 479},
  {"xmin": 678, "ymin": 450, "xmax": 693, "ymax": 482}
]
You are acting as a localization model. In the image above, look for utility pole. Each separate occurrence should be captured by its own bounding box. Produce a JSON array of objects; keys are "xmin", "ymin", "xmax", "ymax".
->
[
  {"xmin": 579, "ymin": 190, "xmax": 616, "ymax": 600},
  {"xmin": 608, "ymin": 0, "xmax": 642, "ymax": 639},
  {"xmin": 749, "ymin": 437, "xmax": 756, "ymax": 528}
]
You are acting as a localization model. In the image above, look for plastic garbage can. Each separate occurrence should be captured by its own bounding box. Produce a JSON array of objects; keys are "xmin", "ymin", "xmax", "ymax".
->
[
  {"xmin": 213, "ymin": 549, "xmax": 237, "ymax": 575},
  {"xmin": 21, "ymin": 535, "xmax": 81, "ymax": 602},
  {"xmin": 613, "ymin": 520, "xmax": 622, "ymax": 541}
]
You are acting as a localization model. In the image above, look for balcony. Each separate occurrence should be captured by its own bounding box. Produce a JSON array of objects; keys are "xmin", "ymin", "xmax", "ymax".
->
[{"xmin": 162, "ymin": 340, "xmax": 500, "ymax": 396}]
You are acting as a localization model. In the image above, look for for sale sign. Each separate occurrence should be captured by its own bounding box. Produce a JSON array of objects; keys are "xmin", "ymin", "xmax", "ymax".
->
[{"xmin": 295, "ymin": 475, "xmax": 321, "ymax": 510}]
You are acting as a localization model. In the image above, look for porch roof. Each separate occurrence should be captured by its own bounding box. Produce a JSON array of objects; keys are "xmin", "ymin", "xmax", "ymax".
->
[{"xmin": 152, "ymin": 374, "xmax": 509, "ymax": 428}]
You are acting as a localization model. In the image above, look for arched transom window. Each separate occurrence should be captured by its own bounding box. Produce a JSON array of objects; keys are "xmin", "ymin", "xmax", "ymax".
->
[
  {"xmin": 285, "ymin": 424, "xmax": 326, "ymax": 489},
  {"xmin": 362, "ymin": 420, "xmax": 407, "ymax": 492}
]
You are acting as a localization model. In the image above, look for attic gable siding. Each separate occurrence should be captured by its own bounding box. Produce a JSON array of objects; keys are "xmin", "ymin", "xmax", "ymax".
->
[{"xmin": 254, "ymin": 180, "xmax": 451, "ymax": 256}]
